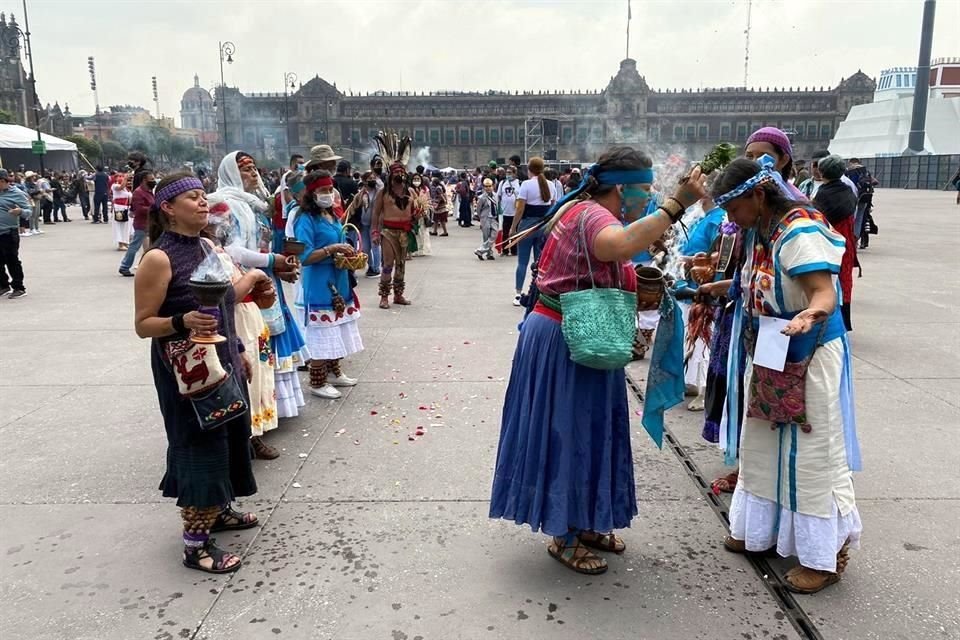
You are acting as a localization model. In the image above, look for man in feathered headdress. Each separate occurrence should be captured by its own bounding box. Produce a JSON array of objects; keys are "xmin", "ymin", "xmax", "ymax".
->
[{"xmin": 369, "ymin": 131, "xmax": 415, "ymax": 309}]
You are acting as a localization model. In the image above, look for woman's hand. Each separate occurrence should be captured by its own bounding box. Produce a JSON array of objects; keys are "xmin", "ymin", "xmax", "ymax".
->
[
  {"xmin": 328, "ymin": 242, "xmax": 355, "ymax": 257},
  {"xmin": 241, "ymin": 353, "xmax": 253, "ymax": 382},
  {"xmin": 246, "ymin": 268, "xmax": 271, "ymax": 283},
  {"xmin": 782, "ymin": 308, "xmax": 829, "ymax": 336},
  {"xmin": 696, "ymin": 281, "xmax": 724, "ymax": 298},
  {"xmin": 673, "ymin": 166, "xmax": 708, "ymax": 208},
  {"xmin": 183, "ymin": 310, "xmax": 219, "ymax": 333}
]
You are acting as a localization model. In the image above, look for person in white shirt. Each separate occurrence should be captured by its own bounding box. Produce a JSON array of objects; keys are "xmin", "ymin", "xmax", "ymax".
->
[{"xmin": 509, "ymin": 157, "xmax": 553, "ymax": 305}]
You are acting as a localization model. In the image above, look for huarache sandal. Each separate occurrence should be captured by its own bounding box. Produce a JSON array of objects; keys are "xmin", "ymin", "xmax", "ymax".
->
[
  {"xmin": 711, "ymin": 472, "xmax": 739, "ymax": 494},
  {"xmin": 183, "ymin": 539, "xmax": 242, "ymax": 574},
  {"xmin": 578, "ymin": 531, "xmax": 626, "ymax": 554},
  {"xmin": 210, "ymin": 506, "xmax": 259, "ymax": 532},
  {"xmin": 723, "ymin": 536, "xmax": 777, "ymax": 556},
  {"xmin": 783, "ymin": 566, "xmax": 840, "ymax": 594},
  {"xmin": 547, "ymin": 536, "xmax": 608, "ymax": 575}
]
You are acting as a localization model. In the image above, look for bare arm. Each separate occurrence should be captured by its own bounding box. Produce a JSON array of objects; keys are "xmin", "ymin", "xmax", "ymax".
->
[
  {"xmin": 782, "ymin": 271, "xmax": 836, "ymax": 336},
  {"xmin": 133, "ymin": 251, "xmax": 218, "ymax": 340},
  {"xmin": 510, "ymin": 198, "xmax": 526, "ymax": 235},
  {"xmin": 592, "ymin": 211, "xmax": 675, "ymax": 263},
  {"xmin": 234, "ymin": 268, "xmax": 271, "ymax": 300},
  {"xmin": 371, "ymin": 189, "xmax": 384, "ymax": 243}
]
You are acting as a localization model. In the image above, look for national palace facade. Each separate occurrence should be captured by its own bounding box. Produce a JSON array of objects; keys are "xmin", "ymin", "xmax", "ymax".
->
[{"xmin": 181, "ymin": 59, "xmax": 876, "ymax": 168}]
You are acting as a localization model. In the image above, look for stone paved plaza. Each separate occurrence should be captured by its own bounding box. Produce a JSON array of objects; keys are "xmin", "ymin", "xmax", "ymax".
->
[{"xmin": 1, "ymin": 189, "xmax": 957, "ymax": 640}]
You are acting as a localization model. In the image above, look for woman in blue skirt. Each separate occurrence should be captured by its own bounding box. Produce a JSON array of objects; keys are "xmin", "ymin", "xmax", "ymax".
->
[{"xmin": 490, "ymin": 147, "xmax": 707, "ymax": 574}]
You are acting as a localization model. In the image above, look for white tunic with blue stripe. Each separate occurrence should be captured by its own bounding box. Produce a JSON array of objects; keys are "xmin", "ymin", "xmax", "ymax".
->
[{"xmin": 737, "ymin": 211, "xmax": 857, "ymax": 520}]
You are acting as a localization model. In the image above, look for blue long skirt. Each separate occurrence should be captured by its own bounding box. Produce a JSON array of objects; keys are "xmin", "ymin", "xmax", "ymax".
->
[{"xmin": 489, "ymin": 312, "xmax": 637, "ymax": 537}]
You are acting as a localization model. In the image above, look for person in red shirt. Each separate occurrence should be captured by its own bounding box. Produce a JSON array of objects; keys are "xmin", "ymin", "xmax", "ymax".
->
[{"xmin": 119, "ymin": 171, "xmax": 156, "ymax": 277}]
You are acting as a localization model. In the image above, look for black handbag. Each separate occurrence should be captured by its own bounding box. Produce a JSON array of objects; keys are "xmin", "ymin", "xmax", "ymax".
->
[
  {"xmin": 114, "ymin": 208, "xmax": 129, "ymax": 223},
  {"xmin": 188, "ymin": 365, "xmax": 249, "ymax": 431}
]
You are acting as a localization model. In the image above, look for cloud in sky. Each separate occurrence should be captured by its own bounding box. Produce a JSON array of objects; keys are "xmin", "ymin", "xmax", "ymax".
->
[{"xmin": 18, "ymin": 0, "xmax": 959, "ymax": 125}]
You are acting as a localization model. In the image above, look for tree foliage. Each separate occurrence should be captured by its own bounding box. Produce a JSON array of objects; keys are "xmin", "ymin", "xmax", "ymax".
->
[
  {"xmin": 0, "ymin": 109, "xmax": 15, "ymax": 124},
  {"xmin": 64, "ymin": 134, "xmax": 102, "ymax": 163},
  {"xmin": 100, "ymin": 140, "xmax": 128, "ymax": 167},
  {"xmin": 112, "ymin": 124, "xmax": 207, "ymax": 167}
]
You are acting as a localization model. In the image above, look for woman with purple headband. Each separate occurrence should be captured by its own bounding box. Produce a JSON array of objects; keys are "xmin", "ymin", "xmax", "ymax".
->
[{"xmin": 135, "ymin": 170, "xmax": 272, "ymax": 574}]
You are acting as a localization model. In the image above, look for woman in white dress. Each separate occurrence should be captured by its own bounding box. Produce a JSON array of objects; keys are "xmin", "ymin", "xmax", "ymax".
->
[
  {"xmin": 111, "ymin": 176, "xmax": 133, "ymax": 250},
  {"xmin": 712, "ymin": 157, "xmax": 862, "ymax": 594}
]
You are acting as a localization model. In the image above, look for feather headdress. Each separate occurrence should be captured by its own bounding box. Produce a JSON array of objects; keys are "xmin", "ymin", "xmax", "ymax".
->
[{"xmin": 372, "ymin": 129, "xmax": 412, "ymax": 168}]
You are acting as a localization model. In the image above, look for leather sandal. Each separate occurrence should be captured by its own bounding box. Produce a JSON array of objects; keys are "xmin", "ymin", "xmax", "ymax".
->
[
  {"xmin": 210, "ymin": 506, "xmax": 259, "ymax": 532},
  {"xmin": 578, "ymin": 531, "xmax": 626, "ymax": 554},
  {"xmin": 182, "ymin": 539, "xmax": 241, "ymax": 574},
  {"xmin": 723, "ymin": 536, "xmax": 777, "ymax": 556},
  {"xmin": 547, "ymin": 537, "xmax": 608, "ymax": 575},
  {"xmin": 783, "ymin": 566, "xmax": 840, "ymax": 594}
]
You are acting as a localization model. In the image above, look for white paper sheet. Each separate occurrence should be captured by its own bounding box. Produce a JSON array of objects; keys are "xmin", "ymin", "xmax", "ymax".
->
[{"xmin": 753, "ymin": 316, "xmax": 791, "ymax": 372}]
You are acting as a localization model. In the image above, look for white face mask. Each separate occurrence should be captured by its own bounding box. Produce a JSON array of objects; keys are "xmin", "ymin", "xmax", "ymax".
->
[{"xmin": 315, "ymin": 193, "xmax": 334, "ymax": 208}]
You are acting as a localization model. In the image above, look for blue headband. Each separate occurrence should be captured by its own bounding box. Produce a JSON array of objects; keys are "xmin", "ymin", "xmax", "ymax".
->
[
  {"xmin": 155, "ymin": 177, "xmax": 204, "ymax": 204},
  {"xmin": 290, "ymin": 181, "xmax": 306, "ymax": 194},
  {"xmin": 545, "ymin": 165, "xmax": 656, "ymax": 221},
  {"xmin": 713, "ymin": 155, "xmax": 777, "ymax": 206}
]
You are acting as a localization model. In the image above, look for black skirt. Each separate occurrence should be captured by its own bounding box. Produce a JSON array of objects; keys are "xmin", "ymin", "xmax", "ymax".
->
[{"xmin": 152, "ymin": 342, "xmax": 257, "ymax": 508}]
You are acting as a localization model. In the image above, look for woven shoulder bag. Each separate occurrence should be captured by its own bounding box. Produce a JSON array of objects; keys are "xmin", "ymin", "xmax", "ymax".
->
[{"xmin": 559, "ymin": 210, "xmax": 637, "ymax": 370}]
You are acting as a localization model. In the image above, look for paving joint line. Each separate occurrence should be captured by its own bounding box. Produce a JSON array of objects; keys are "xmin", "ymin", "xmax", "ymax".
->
[{"xmin": 626, "ymin": 373, "xmax": 824, "ymax": 640}]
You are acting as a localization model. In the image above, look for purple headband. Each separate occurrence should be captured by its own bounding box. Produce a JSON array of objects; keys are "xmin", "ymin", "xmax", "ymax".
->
[
  {"xmin": 155, "ymin": 177, "xmax": 204, "ymax": 205},
  {"xmin": 745, "ymin": 126, "xmax": 793, "ymax": 160}
]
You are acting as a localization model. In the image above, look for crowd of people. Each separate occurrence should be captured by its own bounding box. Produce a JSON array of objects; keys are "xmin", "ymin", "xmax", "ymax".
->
[{"xmin": 2, "ymin": 128, "xmax": 876, "ymax": 596}]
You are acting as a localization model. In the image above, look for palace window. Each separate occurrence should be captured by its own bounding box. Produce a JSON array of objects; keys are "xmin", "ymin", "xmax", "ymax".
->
[
  {"xmin": 313, "ymin": 130, "xmax": 325, "ymax": 142},
  {"xmin": 674, "ymin": 126, "xmax": 683, "ymax": 140},
  {"xmin": 576, "ymin": 128, "xmax": 588, "ymax": 143},
  {"xmin": 504, "ymin": 128, "xmax": 514, "ymax": 143},
  {"xmin": 698, "ymin": 125, "xmax": 708, "ymax": 139},
  {"xmin": 562, "ymin": 126, "xmax": 573, "ymax": 144},
  {"xmin": 414, "ymin": 129, "xmax": 425, "ymax": 143},
  {"xmin": 475, "ymin": 129, "xmax": 485, "ymax": 144},
  {"xmin": 445, "ymin": 129, "xmax": 455, "ymax": 144},
  {"xmin": 736, "ymin": 124, "xmax": 747, "ymax": 140},
  {"xmin": 430, "ymin": 129, "xmax": 440, "ymax": 144},
  {"xmin": 459, "ymin": 128, "xmax": 470, "ymax": 144},
  {"xmin": 686, "ymin": 125, "xmax": 695, "ymax": 138},
  {"xmin": 821, "ymin": 124, "xmax": 831, "ymax": 138},
  {"xmin": 490, "ymin": 129, "xmax": 500, "ymax": 144},
  {"xmin": 720, "ymin": 125, "xmax": 731, "ymax": 140}
]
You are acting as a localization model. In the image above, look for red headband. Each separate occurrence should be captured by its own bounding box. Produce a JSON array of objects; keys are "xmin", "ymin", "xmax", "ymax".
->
[
  {"xmin": 237, "ymin": 155, "xmax": 255, "ymax": 170},
  {"xmin": 305, "ymin": 175, "xmax": 334, "ymax": 192}
]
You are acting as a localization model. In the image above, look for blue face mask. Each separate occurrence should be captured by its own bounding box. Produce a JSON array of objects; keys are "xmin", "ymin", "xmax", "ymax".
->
[{"xmin": 297, "ymin": 163, "xmax": 306, "ymax": 171}]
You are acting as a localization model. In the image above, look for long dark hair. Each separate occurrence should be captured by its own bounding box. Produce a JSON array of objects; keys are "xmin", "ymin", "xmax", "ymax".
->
[
  {"xmin": 711, "ymin": 158, "xmax": 805, "ymax": 218},
  {"xmin": 299, "ymin": 169, "xmax": 334, "ymax": 218},
  {"xmin": 147, "ymin": 170, "xmax": 195, "ymax": 243}
]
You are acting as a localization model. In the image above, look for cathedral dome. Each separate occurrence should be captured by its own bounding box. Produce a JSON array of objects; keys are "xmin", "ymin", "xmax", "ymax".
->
[{"xmin": 181, "ymin": 74, "xmax": 213, "ymax": 107}]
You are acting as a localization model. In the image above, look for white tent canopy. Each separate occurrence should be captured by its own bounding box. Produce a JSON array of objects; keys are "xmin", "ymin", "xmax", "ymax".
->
[{"xmin": 0, "ymin": 124, "xmax": 77, "ymax": 151}]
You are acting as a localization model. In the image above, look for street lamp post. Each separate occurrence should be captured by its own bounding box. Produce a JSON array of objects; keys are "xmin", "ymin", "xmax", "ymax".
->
[
  {"xmin": 5, "ymin": 0, "xmax": 44, "ymax": 172},
  {"xmin": 218, "ymin": 41, "xmax": 235, "ymax": 158},
  {"xmin": 283, "ymin": 72, "xmax": 297, "ymax": 160},
  {"xmin": 86, "ymin": 56, "xmax": 103, "ymax": 165}
]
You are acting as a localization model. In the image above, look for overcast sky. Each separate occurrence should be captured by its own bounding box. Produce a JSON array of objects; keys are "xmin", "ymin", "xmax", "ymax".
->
[{"xmin": 19, "ymin": 0, "xmax": 959, "ymax": 125}]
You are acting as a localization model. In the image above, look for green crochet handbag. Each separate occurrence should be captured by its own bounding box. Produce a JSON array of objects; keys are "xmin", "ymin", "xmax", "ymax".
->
[{"xmin": 559, "ymin": 211, "xmax": 637, "ymax": 370}]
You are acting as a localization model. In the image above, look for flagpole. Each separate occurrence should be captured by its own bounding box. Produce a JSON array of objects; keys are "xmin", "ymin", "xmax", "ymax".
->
[{"xmin": 626, "ymin": 0, "xmax": 632, "ymax": 58}]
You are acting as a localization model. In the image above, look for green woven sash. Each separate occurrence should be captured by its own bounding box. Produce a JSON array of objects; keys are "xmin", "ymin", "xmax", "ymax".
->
[{"xmin": 557, "ymin": 211, "xmax": 636, "ymax": 370}]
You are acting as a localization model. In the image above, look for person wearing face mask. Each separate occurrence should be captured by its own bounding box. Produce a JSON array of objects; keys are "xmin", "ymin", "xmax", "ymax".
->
[
  {"xmin": 119, "ymin": 171, "xmax": 157, "ymax": 277},
  {"xmin": 369, "ymin": 155, "xmax": 385, "ymax": 188},
  {"xmin": 490, "ymin": 146, "xmax": 707, "ymax": 575},
  {"xmin": 496, "ymin": 168, "xmax": 520, "ymax": 256},
  {"xmin": 474, "ymin": 178, "xmax": 499, "ymax": 260},
  {"xmin": 410, "ymin": 170, "xmax": 432, "ymax": 257},
  {"xmin": 294, "ymin": 170, "xmax": 363, "ymax": 400},
  {"xmin": 429, "ymin": 173, "xmax": 450, "ymax": 237},
  {"xmin": 371, "ymin": 163, "xmax": 417, "ymax": 309}
]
